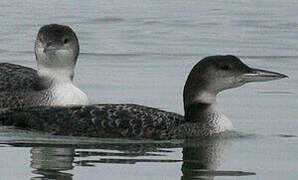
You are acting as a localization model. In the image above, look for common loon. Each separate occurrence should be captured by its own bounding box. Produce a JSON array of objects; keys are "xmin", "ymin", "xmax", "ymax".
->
[
  {"xmin": 0, "ymin": 55, "xmax": 287, "ymax": 139},
  {"xmin": 0, "ymin": 24, "xmax": 89, "ymax": 108}
]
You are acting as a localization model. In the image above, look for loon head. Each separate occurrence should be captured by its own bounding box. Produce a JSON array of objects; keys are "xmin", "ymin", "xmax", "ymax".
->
[
  {"xmin": 183, "ymin": 55, "xmax": 288, "ymax": 109},
  {"xmin": 35, "ymin": 24, "xmax": 79, "ymax": 81}
]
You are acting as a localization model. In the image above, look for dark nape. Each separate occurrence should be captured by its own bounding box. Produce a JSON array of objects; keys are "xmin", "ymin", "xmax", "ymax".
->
[{"xmin": 184, "ymin": 102, "xmax": 212, "ymax": 122}]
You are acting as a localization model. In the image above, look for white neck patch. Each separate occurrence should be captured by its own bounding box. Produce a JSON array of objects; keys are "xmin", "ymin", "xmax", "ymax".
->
[
  {"xmin": 194, "ymin": 91, "xmax": 217, "ymax": 104},
  {"xmin": 51, "ymin": 82, "xmax": 89, "ymax": 106},
  {"xmin": 37, "ymin": 66, "xmax": 89, "ymax": 106},
  {"xmin": 38, "ymin": 66, "xmax": 74, "ymax": 83}
]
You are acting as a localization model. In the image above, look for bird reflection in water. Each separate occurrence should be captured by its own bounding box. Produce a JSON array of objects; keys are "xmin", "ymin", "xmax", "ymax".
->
[
  {"xmin": 181, "ymin": 136, "xmax": 255, "ymax": 180},
  {"xmin": 30, "ymin": 147, "xmax": 74, "ymax": 180},
  {"xmin": 27, "ymin": 135, "xmax": 255, "ymax": 180}
]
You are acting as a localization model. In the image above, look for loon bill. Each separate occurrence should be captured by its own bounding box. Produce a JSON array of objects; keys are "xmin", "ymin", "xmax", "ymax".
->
[
  {"xmin": 0, "ymin": 24, "xmax": 89, "ymax": 109},
  {"xmin": 0, "ymin": 55, "xmax": 288, "ymax": 139}
]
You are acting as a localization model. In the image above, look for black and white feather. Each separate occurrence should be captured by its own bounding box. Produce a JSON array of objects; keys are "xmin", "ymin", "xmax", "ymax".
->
[{"xmin": 0, "ymin": 104, "xmax": 185, "ymax": 139}]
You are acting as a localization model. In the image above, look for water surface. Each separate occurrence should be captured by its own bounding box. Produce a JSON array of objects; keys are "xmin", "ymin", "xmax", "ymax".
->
[{"xmin": 0, "ymin": 0, "xmax": 297, "ymax": 179}]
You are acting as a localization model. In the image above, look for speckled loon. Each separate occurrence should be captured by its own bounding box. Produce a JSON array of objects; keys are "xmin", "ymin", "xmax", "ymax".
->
[
  {"xmin": 0, "ymin": 24, "xmax": 89, "ymax": 108},
  {"xmin": 0, "ymin": 55, "xmax": 287, "ymax": 139}
]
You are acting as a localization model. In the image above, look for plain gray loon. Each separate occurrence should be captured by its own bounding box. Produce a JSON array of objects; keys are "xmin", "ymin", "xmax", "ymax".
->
[
  {"xmin": 0, "ymin": 55, "xmax": 287, "ymax": 139},
  {"xmin": 0, "ymin": 24, "xmax": 89, "ymax": 109}
]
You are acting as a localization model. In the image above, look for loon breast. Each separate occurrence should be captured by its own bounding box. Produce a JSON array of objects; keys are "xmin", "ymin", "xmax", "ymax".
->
[{"xmin": 50, "ymin": 82, "xmax": 89, "ymax": 106}]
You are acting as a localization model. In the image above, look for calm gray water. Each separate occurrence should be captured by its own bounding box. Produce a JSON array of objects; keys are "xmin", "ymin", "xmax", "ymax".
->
[{"xmin": 0, "ymin": 0, "xmax": 297, "ymax": 179}]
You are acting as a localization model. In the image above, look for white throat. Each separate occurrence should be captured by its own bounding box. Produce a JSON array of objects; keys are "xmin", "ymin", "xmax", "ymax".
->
[
  {"xmin": 37, "ymin": 66, "xmax": 89, "ymax": 106},
  {"xmin": 194, "ymin": 90, "xmax": 217, "ymax": 104},
  {"xmin": 38, "ymin": 65, "xmax": 74, "ymax": 83}
]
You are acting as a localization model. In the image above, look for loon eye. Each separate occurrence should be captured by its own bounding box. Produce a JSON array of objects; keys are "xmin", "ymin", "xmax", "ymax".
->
[
  {"xmin": 220, "ymin": 65, "xmax": 230, "ymax": 71},
  {"xmin": 64, "ymin": 38, "xmax": 68, "ymax": 44}
]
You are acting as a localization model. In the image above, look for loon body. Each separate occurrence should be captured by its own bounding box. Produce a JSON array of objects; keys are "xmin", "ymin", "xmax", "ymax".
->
[
  {"xmin": 0, "ymin": 55, "xmax": 287, "ymax": 139},
  {"xmin": 0, "ymin": 24, "xmax": 88, "ymax": 109}
]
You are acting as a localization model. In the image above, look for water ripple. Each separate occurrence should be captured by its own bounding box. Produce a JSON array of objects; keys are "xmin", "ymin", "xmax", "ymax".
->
[
  {"xmin": 240, "ymin": 55, "xmax": 298, "ymax": 59},
  {"xmin": 257, "ymin": 91, "xmax": 294, "ymax": 95},
  {"xmin": 90, "ymin": 17, "xmax": 124, "ymax": 23}
]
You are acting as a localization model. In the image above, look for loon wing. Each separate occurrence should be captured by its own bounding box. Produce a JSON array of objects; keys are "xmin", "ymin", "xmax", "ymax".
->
[
  {"xmin": 0, "ymin": 104, "xmax": 184, "ymax": 139},
  {"xmin": 0, "ymin": 63, "xmax": 39, "ymax": 91}
]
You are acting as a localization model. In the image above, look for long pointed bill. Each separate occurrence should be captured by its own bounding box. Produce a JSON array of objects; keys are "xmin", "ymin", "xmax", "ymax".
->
[{"xmin": 241, "ymin": 68, "xmax": 288, "ymax": 83}]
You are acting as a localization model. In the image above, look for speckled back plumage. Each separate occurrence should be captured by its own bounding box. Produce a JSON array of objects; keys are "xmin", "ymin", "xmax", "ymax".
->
[
  {"xmin": 0, "ymin": 104, "xmax": 187, "ymax": 139},
  {"xmin": 0, "ymin": 63, "xmax": 52, "ymax": 108},
  {"xmin": 0, "ymin": 63, "xmax": 39, "ymax": 90},
  {"xmin": 0, "ymin": 103, "xmax": 227, "ymax": 139}
]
